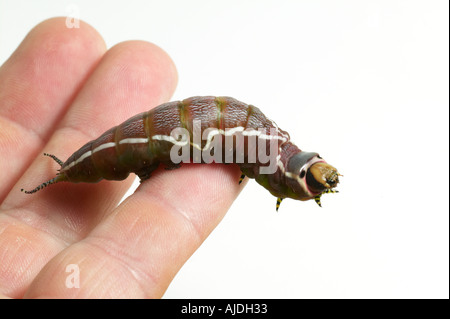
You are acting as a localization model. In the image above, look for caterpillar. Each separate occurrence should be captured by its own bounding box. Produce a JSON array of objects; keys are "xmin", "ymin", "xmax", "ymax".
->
[{"xmin": 22, "ymin": 96, "xmax": 340, "ymax": 210}]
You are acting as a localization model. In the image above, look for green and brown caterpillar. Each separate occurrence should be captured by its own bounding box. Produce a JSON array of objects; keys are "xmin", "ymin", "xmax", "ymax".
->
[{"xmin": 22, "ymin": 96, "xmax": 340, "ymax": 210}]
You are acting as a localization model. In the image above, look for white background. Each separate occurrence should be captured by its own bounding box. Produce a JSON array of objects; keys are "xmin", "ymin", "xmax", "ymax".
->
[{"xmin": 0, "ymin": 0, "xmax": 448, "ymax": 298}]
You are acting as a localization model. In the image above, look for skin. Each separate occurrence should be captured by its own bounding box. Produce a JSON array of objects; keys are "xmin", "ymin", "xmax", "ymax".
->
[{"xmin": 0, "ymin": 18, "xmax": 243, "ymax": 298}]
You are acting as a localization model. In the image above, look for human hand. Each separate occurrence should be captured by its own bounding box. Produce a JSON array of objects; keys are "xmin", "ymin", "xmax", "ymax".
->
[{"xmin": 0, "ymin": 18, "xmax": 242, "ymax": 298}]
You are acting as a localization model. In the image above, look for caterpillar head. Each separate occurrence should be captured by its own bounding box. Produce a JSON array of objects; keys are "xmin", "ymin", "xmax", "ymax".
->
[
  {"xmin": 285, "ymin": 152, "xmax": 340, "ymax": 203},
  {"xmin": 306, "ymin": 162, "xmax": 340, "ymax": 192}
]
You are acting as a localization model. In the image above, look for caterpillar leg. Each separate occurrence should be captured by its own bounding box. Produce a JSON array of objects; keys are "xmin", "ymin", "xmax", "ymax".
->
[
  {"xmin": 276, "ymin": 197, "xmax": 284, "ymax": 212},
  {"xmin": 314, "ymin": 189, "xmax": 339, "ymax": 207},
  {"xmin": 238, "ymin": 173, "xmax": 246, "ymax": 185},
  {"xmin": 138, "ymin": 173, "xmax": 151, "ymax": 183},
  {"xmin": 136, "ymin": 163, "xmax": 160, "ymax": 183},
  {"xmin": 164, "ymin": 162, "xmax": 181, "ymax": 170},
  {"xmin": 314, "ymin": 194, "xmax": 323, "ymax": 207}
]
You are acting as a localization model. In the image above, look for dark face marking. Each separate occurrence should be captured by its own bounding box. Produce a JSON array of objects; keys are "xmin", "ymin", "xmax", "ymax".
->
[{"xmin": 326, "ymin": 172, "xmax": 340, "ymax": 188}]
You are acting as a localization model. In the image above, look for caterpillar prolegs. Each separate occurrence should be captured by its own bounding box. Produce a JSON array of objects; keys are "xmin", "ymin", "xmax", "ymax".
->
[{"xmin": 22, "ymin": 96, "xmax": 340, "ymax": 210}]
